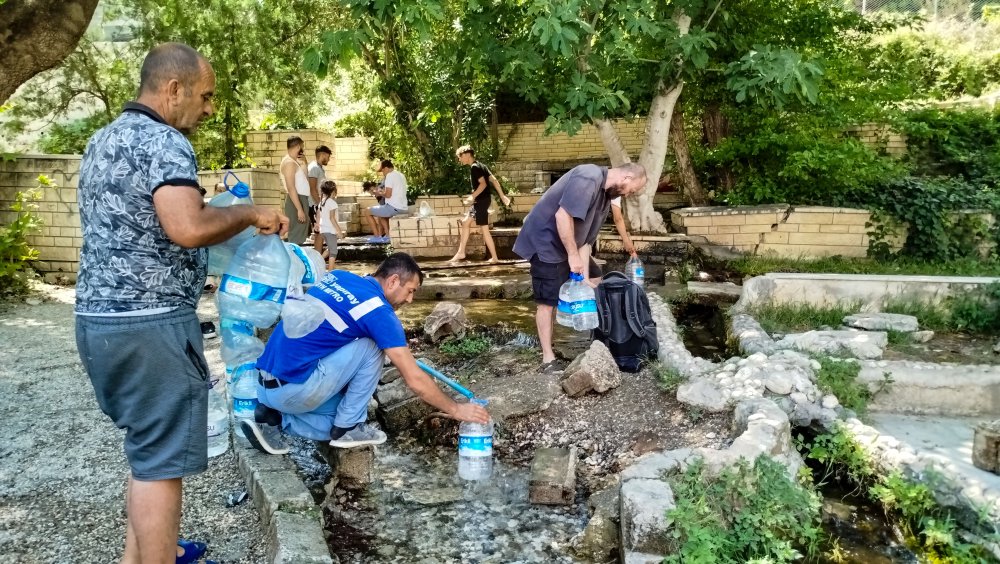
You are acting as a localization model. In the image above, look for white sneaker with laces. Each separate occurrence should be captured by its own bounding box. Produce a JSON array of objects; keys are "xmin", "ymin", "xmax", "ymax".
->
[{"xmin": 329, "ymin": 423, "xmax": 387, "ymax": 448}]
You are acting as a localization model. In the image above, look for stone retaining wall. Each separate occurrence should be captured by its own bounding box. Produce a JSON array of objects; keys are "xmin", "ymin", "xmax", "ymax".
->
[
  {"xmin": 670, "ymin": 205, "xmax": 905, "ymax": 258},
  {"xmin": 244, "ymin": 129, "xmax": 370, "ymax": 182}
]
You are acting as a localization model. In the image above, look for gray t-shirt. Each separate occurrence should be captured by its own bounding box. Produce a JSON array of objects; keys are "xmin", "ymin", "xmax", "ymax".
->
[
  {"xmin": 307, "ymin": 160, "xmax": 326, "ymax": 205},
  {"xmin": 75, "ymin": 102, "xmax": 206, "ymax": 314},
  {"xmin": 513, "ymin": 164, "xmax": 610, "ymax": 264}
]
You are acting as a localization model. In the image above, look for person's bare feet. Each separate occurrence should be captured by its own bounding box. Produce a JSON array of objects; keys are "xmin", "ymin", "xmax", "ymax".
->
[
  {"xmin": 487, "ymin": 257, "xmax": 499, "ymax": 264},
  {"xmin": 448, "ymin": 254, "xmax": 466, "ymax": 263}
]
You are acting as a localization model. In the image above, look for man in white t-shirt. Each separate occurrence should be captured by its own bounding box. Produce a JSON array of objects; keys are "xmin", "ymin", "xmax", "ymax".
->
[
  {"xmin": 307, "ymin": 145, "xmax": 332, "ymax": 252},
  {"xmin": 366, "ymin": 159, "xmax": 408, "ymax": 243}
]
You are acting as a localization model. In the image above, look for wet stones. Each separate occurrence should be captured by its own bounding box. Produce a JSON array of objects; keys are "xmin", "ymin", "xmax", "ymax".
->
[
  {"xmin": 561, "ymin": 341, "xmax": 622, "ymax": 397},
  {"xmin": 528, "ymin": 447, "xmax": 578, "ymax": 505},
  {"xmin": 973, "ymin": 420, "xmax": 1000, "ymax": 474},
  {"xmin": 317, "ymin": 444, "xmax": 376, "ymax": 491},
  {"xmin": 775, "ymin": 330, "xmax": 887, "ymax": 360},
  {"xmin": 423, "ymin": 302, "xmax": 468, "ymax": 343}
]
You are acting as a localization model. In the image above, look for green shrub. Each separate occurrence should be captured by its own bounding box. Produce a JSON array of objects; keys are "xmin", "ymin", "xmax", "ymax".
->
[
  {"xmin": 729, "ymin": 254, "xmax": 1000, "ymax": 277},
  {"xmin": 0, "ymin": 183, "xmax": 43, "ymax": 298},
  {"xmin": 813, "ymin": 356, "xmax": 888, "ymax": 416},
  {"xmin": 665, "ymin": 456, "xmax": 822, "ymax": 563},
  {"xmin": 885, "ymin": 283, "xmax": 1000, "ymax": 334},
  {"xmin": 901, "ymin": 107, "xmax": 1000, "ymax": 188},
  {"xmin": 438, "ymin": 336, "xmax": 492, "ymax": 358},
  {"xmin": 656, "ymin": 363, "xmax": 685, "ymax": 393}
]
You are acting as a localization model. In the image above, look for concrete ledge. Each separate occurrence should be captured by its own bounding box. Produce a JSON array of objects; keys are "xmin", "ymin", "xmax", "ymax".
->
[
  {"xmin": 859, "ymin": 360, "xmax": 1000, "ymax": 417},
  {"xmin": 235, "ymin": 445, "xmax": 335, "ymax": 563},
  {"xmin": 734, "ymin": 273, "xmax": 1000, "ymax": 312}
]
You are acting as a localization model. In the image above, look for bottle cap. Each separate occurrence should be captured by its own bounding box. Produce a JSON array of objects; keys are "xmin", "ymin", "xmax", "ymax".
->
[
  {"xmin": 230, "ymin": 181, "xmax": 251, "ymax": 198},
  {"xmin": 472, "ymin": 397, "xmax": 489, "ymax": 407},
  {"xmin": 570, "ymin": 272, "xmax": 583, "ymax": 282}
]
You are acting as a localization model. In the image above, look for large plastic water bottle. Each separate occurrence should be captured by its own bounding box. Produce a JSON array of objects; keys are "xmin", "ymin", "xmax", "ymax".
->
[
  {"xmin": 556, "ymin": 273, "xmax": 579, "ymax": 328},
  {"xmin": 218, "ymin": 234, "xmax": 290, "ymax": 328},
  {"xmin": 285, "ymin": 243, "xmax": 308, "ymax": 300},
  {"xmin": 207, "ymin": 172, "xmax": 256, "ymax": 275},
  {"xmin": 231, "ymin": 363, "xmax": 259, "ymax": 439},
  {"xmin": 281, "ymin": 294, "xmax": 326, "ymax": 339},
  {"xmin": 207, "ymin": 384, "xmax": 230, "ymax": 457},
  {"xmin": 219, "ymin": 317, "xmax": 264, "ymax": 366},
  {"xmin": 626, "ymin": 256, "xmax": 645, "ymax": 288},
  {"xmin": 570, "ymin": 276, "xmax": 599, "ymax": 331},
  {"xmin": 301, "ymin": 248, "xmax": 326, "ymax": 288},
  {"xmin": 458, "ymin": 399, "xmax": 493, "ymax": 481}
]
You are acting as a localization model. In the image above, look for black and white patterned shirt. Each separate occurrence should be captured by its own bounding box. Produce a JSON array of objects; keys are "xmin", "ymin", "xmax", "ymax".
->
[{"xmin": 75, "ymin": 102, "xmax": 207, "ymax": 314}]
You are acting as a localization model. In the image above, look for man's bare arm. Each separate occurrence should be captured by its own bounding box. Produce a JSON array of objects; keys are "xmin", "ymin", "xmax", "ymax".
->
[
  {"xmin": 556, "ymin": 207, "xmax": 583, "ymax": 273},
  {"xmin": 385, "ymin": 347, "xmax": 490, "ymax": 423},
  {"xmin": 154, "ymin": 185, "xmax": 288, "ymax": 248}
]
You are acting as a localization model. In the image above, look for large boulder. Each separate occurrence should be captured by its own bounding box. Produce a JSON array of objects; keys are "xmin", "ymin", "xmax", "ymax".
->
[
  {"xmin": 676, "ymin": 377, "xmax": 728, "ymax": 412},
  {"xmin": 423, "ymin": 302, "xmax": 468, "ymax": 343},
  {"xmin": 561, "ymin": 341, "xmax": 622, "ymax": 397}
]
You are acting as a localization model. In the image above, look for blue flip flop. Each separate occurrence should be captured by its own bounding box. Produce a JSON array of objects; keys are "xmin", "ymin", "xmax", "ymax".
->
[{"xmin": 177, "ymin": 539, "xmax": 207, "ymax": 564}]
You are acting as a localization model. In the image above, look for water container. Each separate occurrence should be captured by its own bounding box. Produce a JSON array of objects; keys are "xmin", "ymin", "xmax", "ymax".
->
[
  {"xmin": 418, "ymin": 201, "xmax": 435, "ymax": 218},
  {"xmin": 556, "ymin": 273, "xmax": 580, "ymax": 328},
  {"xmin": 219, "ymin": 317, "xmax": 264, "ymax": 366},
  {"xmin": 231, "ymin": 363, "xmax": 259, "ymax": 439},
  {"xmin": 301, "ymin": 248, "xmax": 327, "ymax": 288},
  {"xmin": 207, "ymin": 172, "xmax": 256, "ymax": 275},
  {"xmin": 570, "ymin": 275, "xmax": 598, "ymax": 331},
  {"xmin": 281, "ymin": 294, "xmax": 326, "ymax": 339},
  {"xmin": 626, "ymin": 256, "xmax": 645, "ymax": 288},
  {"xmin": 207, "ymin": 384, "xmax": 230, "ymax": 457},
  {"xmin": 218, "ymin": 234, "xmax": 290, "ymax": 328},
  {"xmin": 285, "ymin": 243, "xmax": 307, "ymax": 300},
  {"xmin": 457, "ymin": 399, "xmax": 493, "ymax": 481}
]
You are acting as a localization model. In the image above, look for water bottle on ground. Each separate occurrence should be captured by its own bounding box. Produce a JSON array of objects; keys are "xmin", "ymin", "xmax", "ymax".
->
[
  {"xmin": 207, "ymin": 383, "xmax": 230, "ymax": 458},
  {"xmin": 219, "ymin": 317, "xmax": 264, "ymax": 366},
  {"xmin": 231, "ymin": 363, "xmax": 259, "ymax": 439},
  {"xmin": 556, "ymin": 273, "xmax": 580, "ymax": 328},
  {"xmin": 571, "ymin": 276, "xmax": 599, "ymax": 331},
  {"xmin": 626, "ymin": 255, "xmax": 645, "ymax": 288},
  {"xmin": 218, "ymin": 234, "xmax": 290, "ymax": 328},
  {"xmin": 207, "ymin": 172, "xmax": 256, "ymax": 275},
  {"xmin": 458, "ymin": 399, "xmax": 493, "ymax": 481}
]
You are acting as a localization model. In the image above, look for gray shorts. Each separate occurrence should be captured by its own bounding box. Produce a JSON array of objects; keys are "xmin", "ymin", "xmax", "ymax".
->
[
  {"xmin": 369, "ymin": 204, "xmax": 407, "ymax": 218},
  {"xmin": 321, "ymin": 232, "xmax": 339, "ymax": 258},
  {"xmin": 75, "ymin": 308, "xmax": 210, "ymax": 480}
]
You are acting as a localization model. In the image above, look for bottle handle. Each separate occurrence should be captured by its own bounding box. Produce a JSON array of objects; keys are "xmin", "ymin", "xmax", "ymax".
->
[{"xmin": 223, "ymin": 170, "xmax": 242, "ymax": 191}]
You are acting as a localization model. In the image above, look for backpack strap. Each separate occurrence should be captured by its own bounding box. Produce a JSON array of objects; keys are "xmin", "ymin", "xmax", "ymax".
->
[
  {"xmin": 623, "ymin": 283, "xmax": 647, "ymax": 337},
  {"xmin": 595, "ymin": 282, "xmax": 613, "ymax": 333}
]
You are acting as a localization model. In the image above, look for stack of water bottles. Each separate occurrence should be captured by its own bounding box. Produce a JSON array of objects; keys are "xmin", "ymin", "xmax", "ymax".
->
[{"xmin": 556, "ymin": 272, "xmax": 599, "ymax": 331}]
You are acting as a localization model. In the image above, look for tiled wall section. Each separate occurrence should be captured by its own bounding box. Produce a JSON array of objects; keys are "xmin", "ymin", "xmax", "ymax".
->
[
  {"xmin": 670, "ymin": 205, "xmax": 907, "ymax": 258},
  {"xmin": 496, "ymin": 120, "xmax": 646, "ymax": 162},
  {"xmin": 844, "ymin": 123, "xmax": 907, "ymax": 156},
  {"xmin": 0, "ymin": 155, "xmax": 82, "ymax": 280}
]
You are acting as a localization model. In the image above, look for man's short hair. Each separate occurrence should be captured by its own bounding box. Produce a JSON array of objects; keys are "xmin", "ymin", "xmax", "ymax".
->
[
  {"xmin": 138, "ymin": 43, "xmax": 204, "ymax": 95},
  {"xmin": 287, "ymin": 136, "xmax": 304, "ymax": 149},
  {"xmin": 616, "ymin": 162, "xmax": 647, "ymax": 180},
  {"xmin": 380, "ymin": 159, "xmax": 394, "ymax": 170},
  {"xmin": 456, "ymin": 145, "xmax": 475, "ymax": 157},
  {"xmin": 362, "ymin": 181, "xmax": 377, "ymax": 191},
  {"xmin": 315, "ymin": 145, "xmax": 332, "ymax": 156},
  {"xmin": 374, "ymin": 252, "xmax": 423, "ymax": 285}
]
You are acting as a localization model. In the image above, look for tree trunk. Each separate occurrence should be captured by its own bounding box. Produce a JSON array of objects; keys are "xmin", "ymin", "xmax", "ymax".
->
[
  {"xmin": 702, "ymin": 104, "xmax": 734, "ymax": 192},
  {"xmin": 594, "ymin": 118, "xmax": 631, "ymax": 166},
  {"xmin": 0, "ymin": 0, "xmax": 100, "ymax": 104},
  {"xmin": 625, "ymin": 80, "xmax": 685, "ymax": 233},
  {"xmin": 669, "ymin": 104, "xmax": 708, "ymax": 206},
  {"xmin": 223, "ymin": 102, "xmax": 235, "ymax": 169}
]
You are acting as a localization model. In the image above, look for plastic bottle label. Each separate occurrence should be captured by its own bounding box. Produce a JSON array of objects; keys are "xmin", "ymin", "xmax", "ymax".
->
[
  {"xmin": 557, "ymin": 299, "xmax": 572, "ymax": 314},
  {"xmin": 459, "ymin": 435, "xmax": 493, "ymax": 457},
  {"xmin": 207, "ymin": 419, "xmax": 229, "ymax": 436},
  {"xmin": 220, "ymin": 274, "xmax": 287, "ymax": 304},
  {"xmin": 635, "ymin": 267, "xmax": 644, "ymax": 277},
  {"xmin": 233, "ymin": 397, "xmax": 257, "ymax": 416},
  {"xmin": 288, "ymin": 245, "xmax": 315, "ymax": 285},
  {"xmin": 570, "ymin": 299, "xmax": 598, "ymax": 314}
]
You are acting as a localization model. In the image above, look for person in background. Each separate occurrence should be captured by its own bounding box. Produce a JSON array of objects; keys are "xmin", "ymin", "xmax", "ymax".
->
[
  {"xmin": 448, "ymin": 145, "xmax": 506, "ymax": 263},
  {"xmin": 365, "ymin": 159, "xmax": 408, "ymax": 243},
  {"xmin": 281, "ymin": 136, "xmax": 311, "ymax": 245},
  {"xmin": 511, "ymin": 163, "xmax": 647, "ymax": 372},
  {"xmin": 307, "ymin": 145, "xmax": 332, "ymax": 254},
  {"xmin": 75, "ymin": 42, "xmax": 287, "ymax": 564},
  {"xmin": 317, "ymin": 180, "xmax": 344, "ymax": 270}
]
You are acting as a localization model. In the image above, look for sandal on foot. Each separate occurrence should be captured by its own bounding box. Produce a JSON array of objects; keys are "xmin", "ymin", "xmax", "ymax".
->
[
  {"xmin": 539, "ymin": 360, "xmax": 562, "ymax": 374},
  {"xmin": 177, "ymin": 539, "xmax": 207, "ymax": 564}
]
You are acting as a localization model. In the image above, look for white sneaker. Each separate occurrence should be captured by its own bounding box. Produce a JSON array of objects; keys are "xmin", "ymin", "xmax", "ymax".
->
[
  {"xmin": 240, "ymin": 420, "xmax": 290, "ymax": 455},
  {"xmin": 329, "ymin": 423, "xmax": 387, "ymax": 448}
]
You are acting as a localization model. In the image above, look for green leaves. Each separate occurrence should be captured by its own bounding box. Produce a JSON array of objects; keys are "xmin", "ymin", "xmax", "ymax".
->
[{"xmin": 725, "ymin": 45, "xmax": 824, "ymax": 108}]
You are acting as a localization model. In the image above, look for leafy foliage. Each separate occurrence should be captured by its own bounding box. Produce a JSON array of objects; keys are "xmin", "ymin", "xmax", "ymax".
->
[
  {"xmin": 439, "ymin": 336, "xmax": 492, "ymax": 359},
  {"xmin": 748, "ymin": 302, "xmax": 860, "ymax": 334},
  {"xmin": 665, "ymin": 456, "xmax": 822, "ymax": 563},
  {"xmin": 812, "ymin": 356, "xmax": 884, "ymax": 416},
  {"xmin": 0, "ymin": 180, "xmax": 44, "ymax": 298},
  {"xmin": 885, "ymin": 282, "xmax": 1000, "ymax": 334}
]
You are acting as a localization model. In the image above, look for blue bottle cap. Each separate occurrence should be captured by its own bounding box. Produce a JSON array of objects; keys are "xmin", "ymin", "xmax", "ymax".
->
[
  {"xmin": 472, "ymin": 397, "xmax": 489, "ymax": 407},
  {"xmin": 230, "ymin": 181, "xmax": 251, "ymax": 198},
  {"xmin": 570, "ymin": 272, "xmax": 584, "ymax": 282}
]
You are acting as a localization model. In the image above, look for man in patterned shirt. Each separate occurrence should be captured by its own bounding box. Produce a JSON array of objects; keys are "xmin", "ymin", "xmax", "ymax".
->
[{"xmin": 75, "ymin": 43, "xmax": 287, "ymax": 563}]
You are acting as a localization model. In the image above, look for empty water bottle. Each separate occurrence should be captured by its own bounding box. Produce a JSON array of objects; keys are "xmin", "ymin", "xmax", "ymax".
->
[
  {"xmin": 285, "ymin": 243, "xmax": 308, "ymax": 300},
  {"xmin": 231, "ymin": 363, "xmax": 259, "ymax": 439},
  {"xmin": 418, "ymin": 201, "xmax": 435, "ymax": 218},
  {"xmin": 626, "ymin": 255, "xmax": 645, "ymax": 288},
  {"xmin": 219, "ymin": 317, "xmax": 264, "ymax": 366},
  {"xmin": 207, "ymin": 172, "xmax": 256, "ymax": 275},
  {"xmin": 281, "ymin": 294, "xmax": 326, "ymax": 339},
  {"xmin": 458, "ymin": 399, "xmax": 493, "ymax": 481},
  {"xmin": 300, "ymin": 248, "xmax": 326, "ymax": 288},
  {"xmin": 218, "ymin": 234, "xmax": 290, "ymax": 328},
  {"xmin": 207, "ymin": 383, "xmax": 230, "ymax": 457}
]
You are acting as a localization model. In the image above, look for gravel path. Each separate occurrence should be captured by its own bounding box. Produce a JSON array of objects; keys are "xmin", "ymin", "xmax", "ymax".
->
[{"xmin": 0, "ymin": 284, "xmax": 268, "ymax": 564}]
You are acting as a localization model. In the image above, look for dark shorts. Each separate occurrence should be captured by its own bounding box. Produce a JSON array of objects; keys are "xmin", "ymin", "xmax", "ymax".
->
[
  {"xmin": 470, "ymin": 196, "xmax": 490, "ymax": 226},
  {"xmin": 529, "ymin": 256, "xmax": 603, "ymax": 306},
  {"xmin": 76, "ymin": 308, "xmax": 210, "ymax": 481}
]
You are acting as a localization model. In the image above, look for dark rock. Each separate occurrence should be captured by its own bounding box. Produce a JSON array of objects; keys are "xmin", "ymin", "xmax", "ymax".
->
[{"xmin": 423, "ymin": 302, "xmax": 468, "ymax": 343}]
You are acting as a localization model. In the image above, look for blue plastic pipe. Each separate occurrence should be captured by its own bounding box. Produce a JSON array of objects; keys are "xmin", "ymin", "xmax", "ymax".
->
[{"xmin": 416, "ymin": 359, "xmax": 476, "ymax": 400}]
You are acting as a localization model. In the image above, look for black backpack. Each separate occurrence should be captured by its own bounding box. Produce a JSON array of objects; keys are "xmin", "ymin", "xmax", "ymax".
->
[{"xmin": 593, "ymin": 271, "xmax": 659, "ymax": 373}]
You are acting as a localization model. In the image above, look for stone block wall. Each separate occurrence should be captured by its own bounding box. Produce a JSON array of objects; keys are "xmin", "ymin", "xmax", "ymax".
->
[
  {"xmin": 197, "ymin": 168, "xmax": 285, "ymax": 209},
  {"xmin": 389, "ymin": 216, "xmax": 486, "ymax": 258},
  {"xmin": 0, "ymin": 155, "xmax": 82, "ymax": 280},
  {"xmin": 244, "ymin": 129, "xmax": 371, "ymax": 189},
  {"xmin": 845, "ymin": 123, "xmax": 907, "ymax": 156},
  {"xmin": 671, "ymin": 205, "xmax": 905, "ymax": 258},
  {"xmin": 496, "ymin": 120, "xmax": 646, "ymax": 162}
]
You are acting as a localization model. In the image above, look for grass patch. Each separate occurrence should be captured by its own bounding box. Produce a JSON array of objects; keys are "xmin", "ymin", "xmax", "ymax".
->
[
  {"xmin": 665, "ymin": 456, "xmax": 822, "ymax": 563},
  {"xmin": 656, "ymin": 363, "xmax": 685, "ymax": 393},
  {"xmin": 438, "ymin": 335, "xmax": 492, "ymax": 359},
  {"xmin": 749, "ymin": 302, "xmax": 860, "ymax": 334},
  {"xmin": 812, "ymin": 356, "xmax": 889, "ymax": 416},
  {"xmin": 730, "ymin": 255, "xmax": 1000, "ymax": 278},
  {"xmin": 885, "ymin": 282, "xmax": 1000, "ymax": 335}
]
